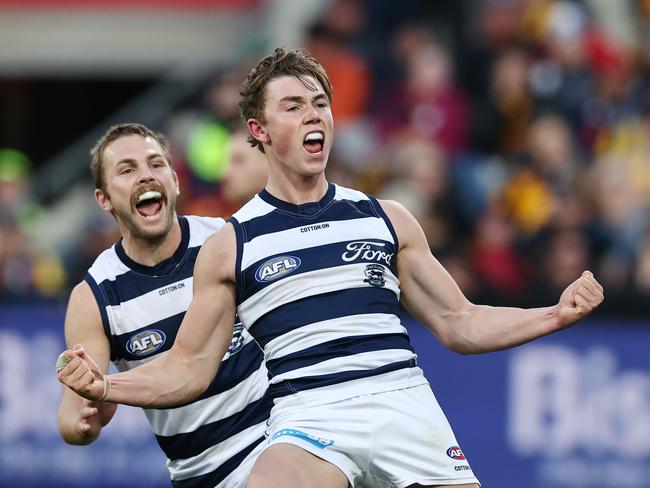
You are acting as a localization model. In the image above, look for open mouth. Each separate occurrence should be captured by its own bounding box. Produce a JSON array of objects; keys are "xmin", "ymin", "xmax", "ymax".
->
[
  {"xmin": 303, "ymin": 131, "xmax": 324, "ymax": 154},
  {"xmin": 135, "ymin": 190, "xmax": 163, "ymax": 218}
]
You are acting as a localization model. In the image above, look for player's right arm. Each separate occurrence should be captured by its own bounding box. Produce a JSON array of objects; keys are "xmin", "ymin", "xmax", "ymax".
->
[
  {"xmin": 56, "ymin": 281, "xmax": 117, "ymax": 445},
  {"xmin": 57, "ymin": 225, "xmax": 238, "ymax": 408}
]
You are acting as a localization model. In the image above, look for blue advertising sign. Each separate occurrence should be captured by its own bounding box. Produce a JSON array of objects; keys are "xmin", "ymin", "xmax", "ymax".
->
[
  {"xmin": 1, "ymin": 304, "xmax": 649, "ymax": 488},
  {"xmin": 408, "ymin": 317, "xmax": 650, "ymax": 488},
  {"xmin": 0, "ymin": 304, "xmax": 169, "ymax": 488}
]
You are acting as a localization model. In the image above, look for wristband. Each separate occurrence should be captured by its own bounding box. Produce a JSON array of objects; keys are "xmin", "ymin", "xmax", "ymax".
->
[{"xmin": 96, "ymin": 374, "xmax": 111, "ymax": 402}]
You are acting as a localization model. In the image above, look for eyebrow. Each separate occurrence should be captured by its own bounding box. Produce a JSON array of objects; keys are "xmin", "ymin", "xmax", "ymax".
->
[
  {"xmin": 279, "ymin": 93, "xmax": 328, "ymax": 104},
  {"xmin": 115, "ymin": 153, "xmax": 165, "ymax": 166}
]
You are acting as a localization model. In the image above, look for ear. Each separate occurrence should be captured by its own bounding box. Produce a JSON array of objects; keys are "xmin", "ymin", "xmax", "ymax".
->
[
  {"xmin": 172, "ymin": 170, "xmax": 180, "ymax": 196},
  {"xmin": 247, "ymin": 118, "xmax": 270, "ymax": 146},
  {"xmin": 95, "ymin": 188, "xmax": 113, "ymax": 213}
]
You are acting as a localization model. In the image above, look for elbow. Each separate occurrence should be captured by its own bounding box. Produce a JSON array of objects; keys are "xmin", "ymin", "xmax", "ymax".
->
[
  {"xmin": 436, "ymin": 304, "xmax": 483, "ymax": 355},
  {"xmin": 438, "ymin": 333, "xmax": 476, "ymax": 355},
  {"xmin": 191, "ymin": 376, "xmax": 211, "ymax": 400}
]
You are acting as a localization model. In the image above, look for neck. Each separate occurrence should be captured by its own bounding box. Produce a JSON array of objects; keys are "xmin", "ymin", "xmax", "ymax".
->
[
  {"xmin": 265, "ymin": 172, "xmax": 329, "ymax": 205},
  {"xmin": 120, "ymin": 217, "xmax": 182, "ymax": 267}
]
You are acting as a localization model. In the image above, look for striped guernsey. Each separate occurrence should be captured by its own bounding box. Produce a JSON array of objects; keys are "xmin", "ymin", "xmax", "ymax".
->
[
  {"xmin": 231, "ymin": 183, "xmax": 428, "ymax": 406},
  {"xmin": 86, "ymin": 215, "xmax": 272, "ymax": 487}
]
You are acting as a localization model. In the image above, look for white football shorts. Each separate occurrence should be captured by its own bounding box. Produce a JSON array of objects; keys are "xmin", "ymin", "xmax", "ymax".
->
[
  {"xmin": 218, "ymin": 437, "xmax": 267, "ymax": 488},
  {"xmin": 264, "ymin": 383, "xmax": 480, "ymax": 487}
]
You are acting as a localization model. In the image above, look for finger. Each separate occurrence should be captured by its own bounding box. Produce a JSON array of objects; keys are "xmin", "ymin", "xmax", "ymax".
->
[
  {"xmin": 573, "ymin": 287, "xmax": 600, "ymax": 308},
  {"xmin": 57, "ymin": 356, "xmax": 90, "ymax": 384},
  {"xmin": 85, "ymin": 355, "xmax": 104, "ymax": 378},
  {"xmin": 588, "ymin": 275, "xmax": 605, "ymax": 295},
  {"xmin": 78, "ymin": 419, "xmax": 92, "ymax": 433},
  {"xmin": 79, "ymin": 368, "xmax": 98, "ymax": 390},
  {"xmin": 581, "ymin": 270, "xmax": 605, "ymax": 294},
  {"xmin": 73, "ymin": 344, "xmax": 104, "ymax": 377},
  {"xmin": 578, "ymin": 275, "xmax": 600, "ymax": 297},
  {"xmin": 79, "ymin": 406, "xmax": 98, "ymax": 419},
  {"xmin": 73, "ymin": 344, "xmax": 86, "ymax": 359},
  {"xmin": 573, "ymin": 291, "xmax": 592, "ymax": 313},
  {"xmin": 55, "ymin": 352, "xmax": 72, "ymax": 373},
  {"xmin": 63, "ymin": 357, "xmax": 93, "ymax": 384}
]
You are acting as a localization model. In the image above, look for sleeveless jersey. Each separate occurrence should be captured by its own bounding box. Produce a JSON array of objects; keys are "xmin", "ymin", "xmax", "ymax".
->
[
  {"xmin": 86, "ymin": 215, "xmax": 272, "ymax": 487},
  {"xmin": 230, "ymin": 184, "xmax": 427, "ymax": 405}
]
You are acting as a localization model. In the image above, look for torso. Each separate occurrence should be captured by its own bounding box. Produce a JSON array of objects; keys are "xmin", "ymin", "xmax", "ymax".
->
[
  {"xmin": 86, "ymin": 215, "xmax": 272, "ymax": 487},
  {"xmin": 231, "ymin": 184, "xmax": 427, "ymax": 406}
]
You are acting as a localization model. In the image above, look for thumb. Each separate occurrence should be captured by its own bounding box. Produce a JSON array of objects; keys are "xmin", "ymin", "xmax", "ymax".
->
[
  {"xmin": 73, "ymin": 344, "xmax": 103, "ymax": 378},
  {"xmin": 73, "ymin": 344, "xmax": 86, "ymax": 358}
]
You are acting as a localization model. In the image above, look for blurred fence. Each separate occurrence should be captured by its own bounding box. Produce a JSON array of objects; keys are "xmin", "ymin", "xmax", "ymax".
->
[{"xmin": 1, "ymin": 305, "xmax": 649, "ymax": 488}]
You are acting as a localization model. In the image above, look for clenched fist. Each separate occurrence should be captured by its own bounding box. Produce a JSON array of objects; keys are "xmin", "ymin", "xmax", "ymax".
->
[
  {"xmin": 56, "ymin": 345, "xmax": 110, "ymax": 402},
  {"xmin": 556, "ymin": 271, "xmax": 604, "ymax": 328}
]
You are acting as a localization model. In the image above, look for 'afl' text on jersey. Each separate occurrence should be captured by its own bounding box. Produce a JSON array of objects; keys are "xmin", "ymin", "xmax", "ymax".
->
[
  {"xmin": 86, "ymin": 216, "xmax": 272, "ymax": 487},
  {"xmin": 231, "ymin": 184, "xmax": 427, "ymax": 405}
]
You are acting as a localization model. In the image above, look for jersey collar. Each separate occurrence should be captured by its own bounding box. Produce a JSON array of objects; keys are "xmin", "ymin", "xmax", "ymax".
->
[
  {"xmin": 258, "ymin": 182, "xmax": 335, "ymax": 216},
  {"xmin": 115, "ymin": 216, "xmax": 190, "ymax": 276}
]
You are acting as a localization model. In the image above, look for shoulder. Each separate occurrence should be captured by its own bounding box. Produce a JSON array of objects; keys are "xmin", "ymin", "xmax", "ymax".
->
[
  {"xmin": 376, "ymin": 199, "xmax": 424, "ymax": 251},
  {"xmin": 184, "ymin": 214, "xmax": 227, "ymax": 232},
  {"xmin": 377, "ymin": 199, "xmax": 414, "ymax": 223},
  {"xmin": 67, "ymin": 280, "xmax": 101, "ymax": 321},
  {"xmin": 87, "ymin": 245, "xmax": 123, "ymax": 282},
  {"xmin": 195, "ymin": 223, "xmax": 237, "ymax": 281},
  {"xmin": 231, "ymin": 195, "xmax": 275, "ymax": 223},
  {"xmin": 183, "ymin": 215, "xmax": 227, "ymax": 245},
  {"xmin": 332, "ymin": 184, "xmax": 369, "ymax": 203}
]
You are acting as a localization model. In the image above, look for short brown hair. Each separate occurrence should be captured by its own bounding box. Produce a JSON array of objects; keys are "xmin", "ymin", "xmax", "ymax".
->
[
  {"xmin": 90, "ymin": 123, "xmax": 172, "ymax": 192},
  {"xmin": 239, "ymin": 47, "xmax": 333, "ymax": 152}
]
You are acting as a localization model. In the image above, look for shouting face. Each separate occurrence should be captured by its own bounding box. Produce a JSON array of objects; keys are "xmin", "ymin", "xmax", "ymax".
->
[
  {"xmin": 248, "ymin": 75, "xmax": 334, "ymax": 181},
  {"xmin": 95, "ymin": 134, "xmax": 180, "ymax": 244}
]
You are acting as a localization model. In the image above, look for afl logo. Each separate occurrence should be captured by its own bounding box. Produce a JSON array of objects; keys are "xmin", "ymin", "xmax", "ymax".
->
[
  {"xmin": 255, "ymin": 256, "xmax": 301, "ymax": 282},
  {"xmin": 446, "ymin": 446, "xmax": 465, "ymax": 460},
  {"xmin": 127, "ymin": 330, "xmax": 166, "ymax": 356}
]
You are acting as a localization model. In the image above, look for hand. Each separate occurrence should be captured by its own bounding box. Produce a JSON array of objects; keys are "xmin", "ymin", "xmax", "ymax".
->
[
  {"xmin": 56, "ymin": 345, "xmax": 107, "ymax": 402},
  {"xmin": 72, "ymin": 399, "xmax": 118, "ymax": 443},
  {"xmin": 556, "ymin": 271, "xmax": 604, "ymax": 328}
]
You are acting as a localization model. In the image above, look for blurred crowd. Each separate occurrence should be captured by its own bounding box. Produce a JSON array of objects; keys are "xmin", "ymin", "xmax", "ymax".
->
[{"xmin": 2, "ymin": 0, "xmax": 650, "ymax": 318}]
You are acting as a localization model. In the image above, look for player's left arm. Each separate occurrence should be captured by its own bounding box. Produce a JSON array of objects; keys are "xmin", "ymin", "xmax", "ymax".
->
[
  {"xmin": 57, "ymin": 281, "xmax": 117, "ymax": 445},
  {"xmin": 57, "ymin": 225, "xmax": 238, "ymax": 407},
  {"xmin": 379, "ymin": 200, "xmax": 604, "ymax": 354}
]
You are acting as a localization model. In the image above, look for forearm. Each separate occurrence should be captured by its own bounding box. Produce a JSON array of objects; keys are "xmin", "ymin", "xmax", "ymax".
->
[
  {"xmin": 443, "ymin": 303, "xmax": 561, "ymax": 354},
  {"xmin": 105, "ymin": 352, "xmax": 211, "ymax": 408}
]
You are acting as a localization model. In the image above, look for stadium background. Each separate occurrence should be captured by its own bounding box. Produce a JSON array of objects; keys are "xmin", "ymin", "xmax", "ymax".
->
[{"xmin": 1, "ymin": 1, "xmax": 649, "ymax": 487}]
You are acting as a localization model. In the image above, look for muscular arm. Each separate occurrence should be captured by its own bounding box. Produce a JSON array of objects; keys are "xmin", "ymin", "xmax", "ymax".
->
[
  {"xmin": 57, "ymin": 282, "xmax": 116, "ymax": 444},
  {"xmin": 58, "ymin": 225, "xmax": 238, "ymax": 408},
  {"xmin": 381, "ymin": 200, "xmax": 604, "ymax": 354}
]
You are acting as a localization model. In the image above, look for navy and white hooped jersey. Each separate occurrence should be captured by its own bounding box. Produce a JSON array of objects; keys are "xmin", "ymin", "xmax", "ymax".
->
[
  {"xmin": 85, "ymin": 215, "xmax": 272, "ymax": 488},
  {"xmin": 231, "ymin": 183, "xmax": 428, "ymax": 405}
]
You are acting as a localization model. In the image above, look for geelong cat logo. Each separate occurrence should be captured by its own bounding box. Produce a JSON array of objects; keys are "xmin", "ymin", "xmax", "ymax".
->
[
  {"xmin": 446, "ymin": 446, "xmax": 466, "ymax": 460},
  {"xmin": 364, "ymin": 264, "xmax": 386, "ymax": 288},
  {"xmin": 228, "ymin": 323, "xmax": 245, "ymax": 355},
  {"xmin": 127, "ymin": 329, "xmax": 166, "ymax": 356},
  {"xmin": 255, "ymin": 256, "xmax": 301, "ymax": 282}
]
